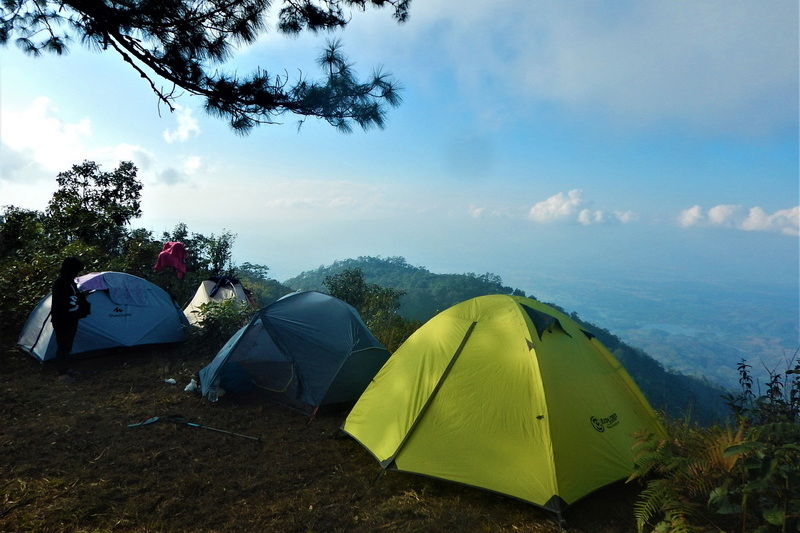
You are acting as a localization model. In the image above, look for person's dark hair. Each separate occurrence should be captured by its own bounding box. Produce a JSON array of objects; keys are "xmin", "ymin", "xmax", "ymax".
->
[{"xmin": 59, "ymin": 257, "xmax": 85, "ymax": 277}]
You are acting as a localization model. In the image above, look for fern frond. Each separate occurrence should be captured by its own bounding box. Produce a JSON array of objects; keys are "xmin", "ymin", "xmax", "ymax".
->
[{"xmin": 634, "ymin": 479, "xmax": 674, "ymax": 524}]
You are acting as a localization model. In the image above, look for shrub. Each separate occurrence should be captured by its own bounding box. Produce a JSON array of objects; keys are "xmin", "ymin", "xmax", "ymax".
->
[
  {"xmin": 186, "ymin": 300, "xmax": 254, "ymax": 357},
  {"xmin": 629, "ymin": 421, "xmax": 746, "ymax": 532},
  {"xmin": 631, "ymin": 352, "xmax": 800, "ymax": 532}
]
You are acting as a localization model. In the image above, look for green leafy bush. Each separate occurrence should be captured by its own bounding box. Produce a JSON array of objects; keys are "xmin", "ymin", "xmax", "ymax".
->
[
  {"xmin": 631, "ymin": 422, "xmax": 747, "ymax": 532},
  {"xmin": 322, "ymin": 267, "xmax": 420, "ymax": 352},
  {"xmin": 631, "ymin": 353, "xmax": 800, "ymax": 532},
  {"xmin": 186, "ymin": 300, "xmax": 254, "ymax": 357}
]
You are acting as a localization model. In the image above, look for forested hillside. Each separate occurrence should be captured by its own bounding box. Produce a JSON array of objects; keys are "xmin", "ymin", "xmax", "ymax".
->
[
  {"xmin": 286, "ymin": 256, "xmax": 527, "ymax": 320},
  {"xmin": 287, "ymin": 256, "xmax": 730, "ymax": 425}
]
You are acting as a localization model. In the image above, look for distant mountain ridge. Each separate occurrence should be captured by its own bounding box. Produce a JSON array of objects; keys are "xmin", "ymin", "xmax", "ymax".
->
[
  {"xmin": 285, "ymin": 256, "xmax": 730, "ymax": 425},
  {"xmin": 287, "ymin": 256, "xmax": 525, "ymax": 320}
]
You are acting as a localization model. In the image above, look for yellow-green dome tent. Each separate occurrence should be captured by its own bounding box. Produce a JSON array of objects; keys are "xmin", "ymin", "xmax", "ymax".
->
[{"xmin": 342, "ymin": 294, "xmax": 666, "ymax": 514}]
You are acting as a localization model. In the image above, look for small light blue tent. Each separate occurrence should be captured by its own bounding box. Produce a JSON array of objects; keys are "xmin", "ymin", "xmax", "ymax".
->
[
  {"xmin": 199, "ymin": 291, "xmax": 390, "ymax": 415},
  {"xmin": 18, "ymin": 271, "xmax": 188, "ymax": 361}
]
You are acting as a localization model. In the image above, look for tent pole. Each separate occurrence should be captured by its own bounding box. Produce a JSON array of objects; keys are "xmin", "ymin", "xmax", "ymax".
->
[
  {"xmin": 379, "ymin": 321, "xmax": 477, "ymax": 470},
  {"xmin": 355, "ymin": 468, "xmax": 385, "ymax": 501}
]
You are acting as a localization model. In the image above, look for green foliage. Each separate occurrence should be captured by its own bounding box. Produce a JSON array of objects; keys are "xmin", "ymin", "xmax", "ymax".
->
[
  {"xmin": 0, "ymin": 248, "xmax": 58, "ymax": 331},
  {"xmin": 630, "ymin": 421, "xmax": 746, "ymax": 532},
  {"xmin": 322, "ymin": 266, "xmax": 419, "ymax": 352},
  {"xmin": 234, "ymin": 262, "xmax": 293, "ymax": 308},
  {"xmin": 0, "ymin": 0, "xmax": 408, "ymax": 133},
  {"xmin": 287, "ymin": 255, "xmax": 526, "ymax": 321},
  {"xmin": 632, "ymin": 353, "xmax": 800, "ymax": 532},
  {"xmin": 359, "ymin": 283, "xmax": 420, "ymax": 352},
  {"xmin": 724, "ymin": 357, "xmax": 800, "ymax": 425},
  {"xmin": 0, "ymin": 206, "xmax": 44, "ymax": 257},
  {"xmin": 373, "ymin": 315, "xmax": 422, "ymax": 354},
  {"xmin": 717, "ymin": 425, "xmax": 800, "ymax": 532},
  {"xmin": 0, "ymin": 201, "xmax": 112, "ymax": 330},
  {"xmin": 323, "ymin": 267, "xmax": 371, "ymax": 309},
  {"xmin": 46, "ymin": 160, "xmax": 142, "ymax": 251},
  {"xmin": 199, "ymin": 231, "xmax": 236, "ymax": 277},
  {"xmin": 187, "ymin": 300, "xmax": 253, "ymax": 356},
  {"xmin": 107, "ymin": 228, "xmax": 165, "ymax": 279},
  {"xmin": 716, "ymin": 355, "xmax": 800, "ymax": 532}
]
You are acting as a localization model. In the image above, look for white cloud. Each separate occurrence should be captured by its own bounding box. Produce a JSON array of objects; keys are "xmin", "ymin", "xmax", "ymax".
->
[
  {"xmin": 0, "ymin": 96, "xmax": 203, "ymax": 197},
  {"xmin": 183, "ymin": 156, "xmax": 202, "ymax": 173},
  {"xmin": 678, "ymin": 204, "xmax": 799, "ymax": 236},
  {"xmin": 578, "ymin": 208, "xmax": 605, "ymax": 225},
  {"xmin": 741, "ymin": 206, "xmax": 799, "ymax": 236},
  {"xmin": 678, "ymin": 205, "xmax": 705, "ymax": 227},
  {"xmin": 0, "ymin": 98, "xmax": 159, "ymax": 182},
  {"xmin": 527, "ymin": 189, "xmax": 635, "ymax": 225},
  {"xmin": 156, "ymin": 168, "xmax": 184, "ymax": 186},
  {"xmin": 614, "ymin": 210, "xmax": 639, "ymax": 224},
  {"xmin": 0, "ymin": 141, "xmax": 44, "ymax": 183},
  {"xmin": 162, "ymin": 104, "xmax": 200, "ymax": 143},
  {"xmin": 386, "ymin": 0, "xmax": 798, "ymax": 136},
  {"xmin": 467, "ymin": 203, "xmax": 518, "ymax": 219},
  {"xmin": 0, "ymin": 97, "xmax": 92, "ymax": 178},
  {"xmin": 707, "ymin": 204, "xmax": 743, "ymax": 226},
  {"xmin": 468, "ymin": 205, "xmax": 487, "ymax": 218},
  {"xmin": 529, "ymin": 189, "xmax": 584, "ymax": 222},
  {"xmin": 151, "ymin": 156, "xmax": 203, "ymax": 186}
]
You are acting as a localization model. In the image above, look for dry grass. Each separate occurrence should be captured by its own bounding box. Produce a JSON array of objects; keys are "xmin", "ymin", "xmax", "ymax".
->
[{"xmin": 1, "ymin": 333, "xmax": 641, "ymax": 532}]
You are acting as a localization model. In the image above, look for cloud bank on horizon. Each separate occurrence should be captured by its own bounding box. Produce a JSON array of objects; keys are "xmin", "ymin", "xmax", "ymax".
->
[{"xmin": 679, "ymin": 205, "xmax": 800, "ymax": 236}]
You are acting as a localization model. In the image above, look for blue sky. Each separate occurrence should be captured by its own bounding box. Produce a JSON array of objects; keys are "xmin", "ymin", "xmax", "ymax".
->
[{"xmin": 1, "ymin": 0, "xmax": 798, "ymax": 299}]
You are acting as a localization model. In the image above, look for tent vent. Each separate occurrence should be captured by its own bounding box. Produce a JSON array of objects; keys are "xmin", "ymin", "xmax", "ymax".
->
[{"xmin": 519, "ymin": 304, "xmax": 571, "ymax": 340}]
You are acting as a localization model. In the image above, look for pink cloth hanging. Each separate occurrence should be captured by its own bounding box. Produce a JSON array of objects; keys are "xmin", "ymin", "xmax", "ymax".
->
[{"xmin": 153, "ymin": 241, "xmax": 188, "ymax": 279}]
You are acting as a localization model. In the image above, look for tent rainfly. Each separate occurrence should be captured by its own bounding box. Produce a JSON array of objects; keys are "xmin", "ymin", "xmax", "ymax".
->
[
  {"xmin": 18, "ymin": 271, "xmax": 188, "ymax": 361},
  {"xmin": 199, "ymin": 291, "xmax": 390, "ymax": 416},
  {"xmin": 342, "ymin": 294, "xmax": 666, "ymax": 515}
]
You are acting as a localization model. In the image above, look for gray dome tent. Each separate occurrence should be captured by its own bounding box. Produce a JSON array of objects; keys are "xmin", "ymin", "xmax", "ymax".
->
[
  {"xmin": 18, "ymin": 271, "xmax": 188, "ymax": 361},
  {"xmin": 199, "ymin": 291, "xmax": 390, "ymax": 416}
]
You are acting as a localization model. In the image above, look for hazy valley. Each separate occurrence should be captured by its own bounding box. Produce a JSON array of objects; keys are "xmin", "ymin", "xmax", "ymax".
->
[{"xmin": 529, "ymin": 274, "xmax": 799, "ymax": 391}]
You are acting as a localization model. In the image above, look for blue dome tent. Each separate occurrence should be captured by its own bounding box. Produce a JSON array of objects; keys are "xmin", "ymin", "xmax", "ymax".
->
[
  {"xmin": 18, "ymin": 271, "xmax": 188, "ymax": 361},
  {"xmin": 199, "ymin": 291, "xmax": 390, "ymax": 416}
]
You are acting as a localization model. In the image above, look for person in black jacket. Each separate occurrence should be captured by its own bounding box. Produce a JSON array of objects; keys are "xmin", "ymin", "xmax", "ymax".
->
[{"xmin": 51, "ymin": 257, "xmax": 89, "ymax": 383}]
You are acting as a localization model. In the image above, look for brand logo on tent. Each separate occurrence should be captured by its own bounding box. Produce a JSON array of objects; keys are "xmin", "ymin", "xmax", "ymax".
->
[
  {"xmin": 590, "ymin": 413, "xmax": 619, "ymax": 432},
  {"xmin": 109, "ymin": 307, "xmax": 132, "ymax": 318}
]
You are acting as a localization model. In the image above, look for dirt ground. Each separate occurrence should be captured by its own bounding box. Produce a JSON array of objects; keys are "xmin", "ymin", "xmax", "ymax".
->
[{"xmin": 1, "ymin": 334, "xmax": 643, "ymax": 532}]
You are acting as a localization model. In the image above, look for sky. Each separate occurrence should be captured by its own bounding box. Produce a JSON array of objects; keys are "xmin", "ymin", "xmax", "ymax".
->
[{"xmin": 1, "ymin": 1, "xmax": 798, "ymax": 306}]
